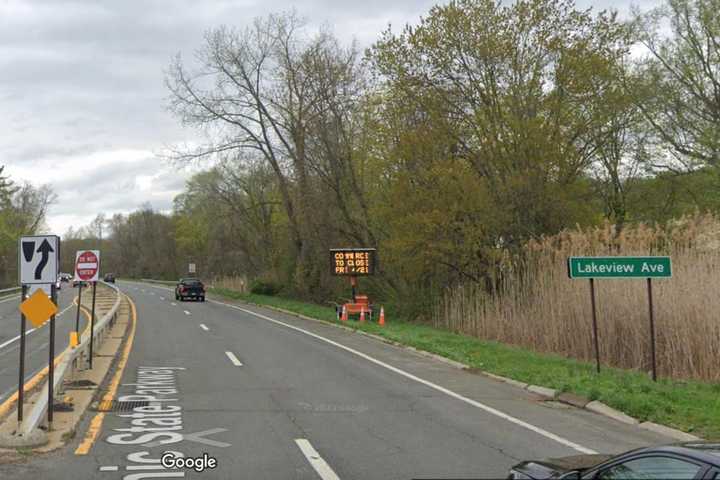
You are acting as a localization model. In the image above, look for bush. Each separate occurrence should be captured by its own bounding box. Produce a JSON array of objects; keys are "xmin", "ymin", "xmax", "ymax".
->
[{"xmin": 249, "ymin": 280, "xmax": 281, "ymax": 296}]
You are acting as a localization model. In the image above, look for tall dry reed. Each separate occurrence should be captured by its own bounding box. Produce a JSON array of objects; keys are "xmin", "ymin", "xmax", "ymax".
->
[
  {"xmin": 433, "ymin": 213, "xmax": 720, "ymax": 381},
  {"xmin": 211, "ymin": 275, "xmax": 249, "ymax": 293}
]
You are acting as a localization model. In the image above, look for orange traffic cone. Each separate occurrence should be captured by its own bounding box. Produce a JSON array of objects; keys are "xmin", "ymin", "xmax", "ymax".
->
[
  {"xmin": 378, "ymin": 306, "xmax": 385, "ymax": 326},
  {"xmin": 359, "ymin": 307, "xmax": 366, "ymax": 322},
  {"xmin": 341, "ymin": 305, "xmax": 348, "ymax": 322}
]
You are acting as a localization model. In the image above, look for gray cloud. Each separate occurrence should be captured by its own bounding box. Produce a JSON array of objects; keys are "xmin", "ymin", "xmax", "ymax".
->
[{"xmin": 0, "ymin": 0, "xmax": 658, "ymax": 234}]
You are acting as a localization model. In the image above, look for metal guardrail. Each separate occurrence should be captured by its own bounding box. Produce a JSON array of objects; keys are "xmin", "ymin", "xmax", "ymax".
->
[
  {"xmin": 140, "ymin": 278, "xmax": 176, "ymax": 285},
  {"xmin": 20, "ymin": 281, "xmax": 123, "ymax": 435},
  {"xmin": 0, "ymin": 286, "xmax": 21, "ymax": 294}
]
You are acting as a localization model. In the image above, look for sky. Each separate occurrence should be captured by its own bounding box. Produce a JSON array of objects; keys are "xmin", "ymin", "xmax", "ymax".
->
[{"xmin": 0, "ymin": 0, "xmax": 659, "ymax": 235}]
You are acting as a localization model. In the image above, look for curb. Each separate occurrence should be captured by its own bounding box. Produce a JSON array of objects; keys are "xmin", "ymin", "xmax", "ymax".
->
[
  {"xmin": 586, "ymin": 401, "xmax": 639, "ymax": 425},
  {"xmin": 639, "ymin": 422, "xmax": 701, "ymax": 441},
  {"xmin": 527, "ymin": 385, "xmax": 558, "ymax": 399},
  {"xmin": 147, "ymin": 284, "xmax": 704, "ymax": 444}
]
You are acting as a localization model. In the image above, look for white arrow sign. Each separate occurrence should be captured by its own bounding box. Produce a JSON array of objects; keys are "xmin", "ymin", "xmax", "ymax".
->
[{"xmin": 19, "ymin": 235, "xmax": 60, "ymax": 285}]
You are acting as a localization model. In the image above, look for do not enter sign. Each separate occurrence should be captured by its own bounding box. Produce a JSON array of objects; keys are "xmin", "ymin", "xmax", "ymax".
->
[{"xmin": 75, "ymin": 250, "xmax": 100, "ymax": 282}]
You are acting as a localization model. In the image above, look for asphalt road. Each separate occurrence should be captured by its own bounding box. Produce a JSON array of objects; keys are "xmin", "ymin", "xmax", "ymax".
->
[
  {"xmin": 1, "ymin": 281, "xmax": 674, "ymax": 479},
  {"xmin": 0, "ymin": 283, "xmax": 84, "ymax": 405}
]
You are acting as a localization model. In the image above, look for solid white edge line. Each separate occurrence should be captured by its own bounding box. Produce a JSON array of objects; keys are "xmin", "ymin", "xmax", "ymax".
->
[
  {"xmin": 224, "ymin": 351, "xmax": 243, "ymax": 366},
  {"xmin": 0, "ymin": 295, "xmax": 20, "ymax": 304},
  {"xmin": 0, "ymin": 302, "xmax": 75, "ymax": 350},
  {"xmin": 295, "ymin": 439, "xmax": 341, "ymax": 480},
  {"xmin": 211, "ymin": 299, "xmax": 596, "ymax": 455},
  {"xmin": 200, "ymin": 324, "xmax": 209, "ymax": 331}
]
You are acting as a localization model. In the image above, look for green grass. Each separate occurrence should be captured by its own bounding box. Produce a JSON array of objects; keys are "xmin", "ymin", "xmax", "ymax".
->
[{"xmin": 208, "ymin": 286, "xmax": 720, "ymax": 440}]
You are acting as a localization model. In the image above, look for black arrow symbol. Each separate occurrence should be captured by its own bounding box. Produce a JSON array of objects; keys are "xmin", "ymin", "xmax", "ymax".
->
[{"xmin": 34, "ymin": 239, "xmax": 54, "ymax": 280}]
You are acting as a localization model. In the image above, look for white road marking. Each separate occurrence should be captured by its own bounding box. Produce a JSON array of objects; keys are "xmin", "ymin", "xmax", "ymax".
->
[
  {"xmin": 99, "ymin": 466, "xmax": 118, "ymax": 472},
  {"xmin": 0, "ymin": 303, "xmax": 75, "ymax": 351},
  {"xmin": 211, "ymin": 299, "xmax": 596, "ymax": 455},
  {"xmin": 200, "ymin": 324, "xmax": 209, "ymax": 331},
  {"xmin": 0, "ymin": 294, "xmax": 20, "ymax": 304},
  {"xmin": 171, "ymin": 302, "xmax": 177, "ymax": 306},
  {"xmin": 159, "ymin": 296, "xmax": 165, "ymax": 300},
  {"xmin": 224, "ymin": 351, "xmax": 243, "ymax": 366},
  {"xmin": 295, "ymin": 439, "xmax": 341, "ymax": 480},
  {"xmin": 183, "ymin": 310, "xmax": 191, "ymax": 315}
]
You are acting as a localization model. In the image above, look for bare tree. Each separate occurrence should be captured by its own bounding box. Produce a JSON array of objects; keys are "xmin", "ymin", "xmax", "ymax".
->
[
  {"xmin": 166, "ymin": 12, "xmax": 371, "ymax": 295},
  {"xmin": 635, "ymin": 0, "xmax": 720, "ymax": 169}
]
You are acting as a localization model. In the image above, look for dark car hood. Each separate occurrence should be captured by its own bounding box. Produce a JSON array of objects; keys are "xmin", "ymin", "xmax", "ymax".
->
[{"xmin": 512, "ymin": 454, "xmax": 614, "ymax": 479}]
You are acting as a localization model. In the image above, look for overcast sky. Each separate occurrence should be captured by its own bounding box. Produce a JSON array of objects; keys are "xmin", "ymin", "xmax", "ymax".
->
[{"xmin": 0, "ymin": 0, "xmax": 658, "ymax": 235}]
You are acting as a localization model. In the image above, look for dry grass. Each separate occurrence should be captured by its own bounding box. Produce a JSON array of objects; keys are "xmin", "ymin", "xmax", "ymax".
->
[
  {"xmin": 210, "ymin": 275, "xmax": 249, "ymax": 294},
  {"xmin": 434, "ymin": 213, "xmax": 720, "ymax": 382}
]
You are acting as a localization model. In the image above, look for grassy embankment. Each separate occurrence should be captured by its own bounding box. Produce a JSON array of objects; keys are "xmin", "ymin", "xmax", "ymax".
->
[{"xmin": 206, "ymin": 286, "xmax": 720, "ymax": 441}]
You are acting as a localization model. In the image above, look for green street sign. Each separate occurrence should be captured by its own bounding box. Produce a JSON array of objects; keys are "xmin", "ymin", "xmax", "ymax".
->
[{"xmin": 568, "ymin": 256, "xmax": 672, "ymax": 279}]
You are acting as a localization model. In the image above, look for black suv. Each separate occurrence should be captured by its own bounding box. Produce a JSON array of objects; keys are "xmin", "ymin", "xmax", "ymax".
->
[
  {"xmin": 104, "ymin": 273, "xmax": 116, "ymax": 283},
  {"xmin": 175, "ymin": 278, "xmax": 206, "ymax": 302}
]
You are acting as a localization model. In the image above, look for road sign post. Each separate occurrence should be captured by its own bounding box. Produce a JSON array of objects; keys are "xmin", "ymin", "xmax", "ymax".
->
[
  {"xmin": 589, "ymin": 279, "xmax": 600, "ymax": 374},
  {"xmin": 568, "ymin": 256, "xmax": 671, "ymax": 380},
  {"xmin": 647, "ymin": 278, "xmax": 657, "ymax": 381},
  {"xmin": 48, "ymin": 283, "xmax": 56, "ymax": 427},
  {"xmin": 89, "ymin": 282, "xmax": 97, "ymax": 369},
  {"xmin": 17, "ymin": 286, "xmax": 27, "ymax": 424}
]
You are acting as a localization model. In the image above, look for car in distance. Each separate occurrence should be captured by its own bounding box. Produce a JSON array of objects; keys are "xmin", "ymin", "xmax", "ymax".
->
[
  {"xmin": 507, "ymin": 442, "xmax": 720, "ymax": 479},
  {"xmin": 59, "ymin": 273, "xmax": 72, "ymax": 283},
  {"xmin": 72, "ymin": 279, "xmax": 88, "ymax": 288},
  {"xmin": 175, "ymin": 278, "xmax": 206, "ymax": 302},
  {"xmin": 104, "ymin": 273, "xmax": 116, "ymax": 283}
]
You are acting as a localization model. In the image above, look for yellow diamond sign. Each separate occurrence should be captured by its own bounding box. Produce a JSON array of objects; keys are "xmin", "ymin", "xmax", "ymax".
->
[{"xmin": 19, "ymin": 289, "xmax": 58, "ymax": 328}]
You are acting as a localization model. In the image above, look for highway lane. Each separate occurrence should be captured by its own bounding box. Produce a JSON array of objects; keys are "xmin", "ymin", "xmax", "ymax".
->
[
  {"xmin": 2, "ymin": 281, "xmax": 674, "ymax": 479},
  {"xmin": 0, "ymin": 283, "xmax": 85, "ymax": 404}
]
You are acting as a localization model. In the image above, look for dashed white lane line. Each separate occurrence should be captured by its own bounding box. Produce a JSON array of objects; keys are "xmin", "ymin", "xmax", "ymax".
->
[
  {"xmin": 212, "ymin": 300, "xmax": 596, "ymax": 455},
  {"xmin": 295, "ymin": 439, "xmax": 341, "ymax": 480},
  {"xmin": 99, "ymin": 466, "xmax": 119, "ymax": 472},
  {"xmin": 171, "ymin": 302, "xmax": 177, "ymax": 306},
  {"xmin": 200, "ymin": 324, "xmax": 209, "ymax": 331},
  {"xmin": 224, "ymin": 351, "xmax": 243, "ymax": 366},
  {"xmin": 159, "ymin": 296, "xmax": 165, "ymax": 300},
  {"xmin": 183, "ymin": 310, "xmax": 191, "ymax": 315}
]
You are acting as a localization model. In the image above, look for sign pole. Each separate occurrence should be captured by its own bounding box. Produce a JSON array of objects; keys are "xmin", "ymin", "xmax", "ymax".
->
[
  {"xmin": 589, "ymin": 279, "xmax": 601, "ymax": 374},
  {"xmin": 17, "ymin": 285, "xmax": 28, "ymax": 424},
  {"xmin": 89, "ymin": 281, "xmax": 97, "ymax": 369},
  {"xmin": 647, "ymin": 278, "xmax": 657, "ymax": 381},
  {"xmin": 75, "ymin": 282, "xmax": 83, "ymax": 333},
  {"xmin": 48, "ymin": 283, "xmax": 57, "ymax": 427},
  {"xmin": 350, "ymin": 276, "xmax": 357, "ymax": 303}
]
